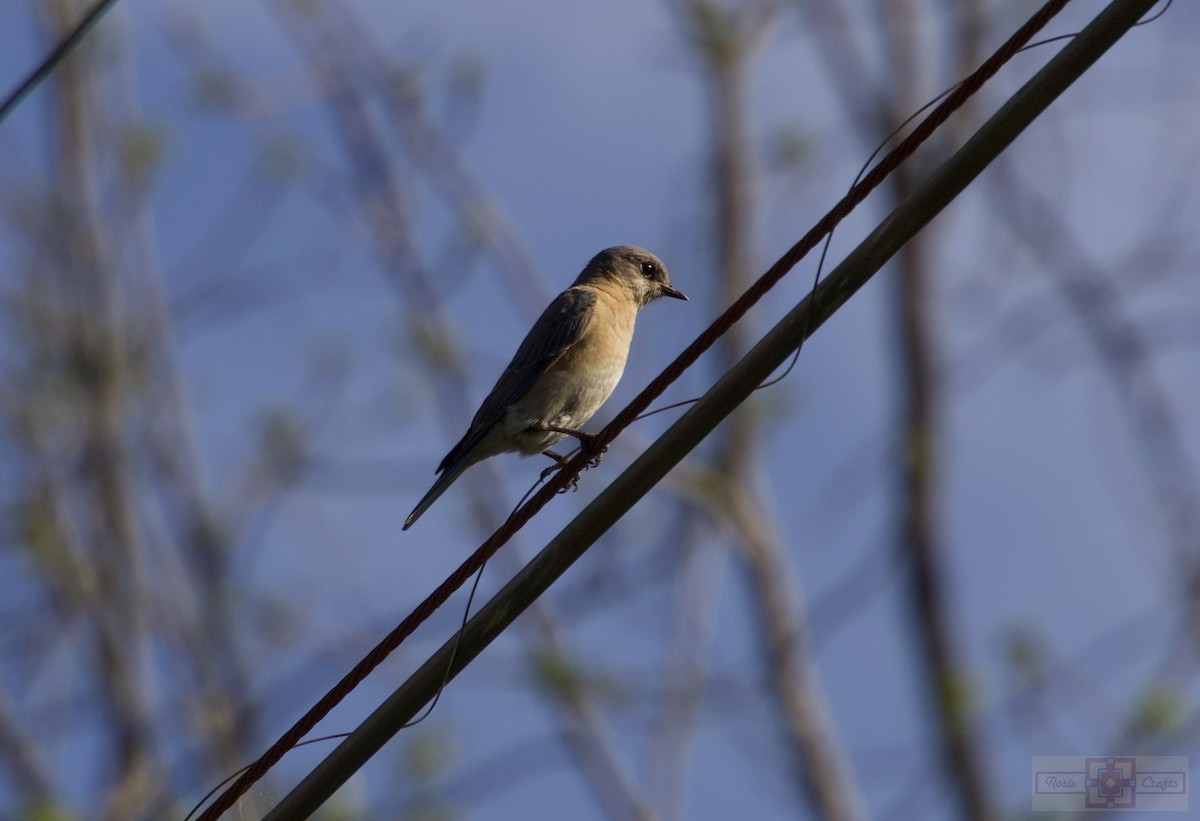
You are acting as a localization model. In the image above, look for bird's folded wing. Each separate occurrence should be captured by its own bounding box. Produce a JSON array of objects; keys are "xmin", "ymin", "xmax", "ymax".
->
[{"xmin": 436, "ymin": 288, "xmax": 597, "ymax": 474}]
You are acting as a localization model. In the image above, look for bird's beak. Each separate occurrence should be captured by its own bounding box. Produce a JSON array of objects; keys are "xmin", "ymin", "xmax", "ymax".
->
[{"xmin": 660, "ymin": 283, "xmax": 688, "ymax": 301}]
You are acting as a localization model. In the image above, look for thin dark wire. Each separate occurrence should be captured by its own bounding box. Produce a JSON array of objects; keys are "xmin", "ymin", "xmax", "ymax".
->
[
  {"xmin": 186, "ymin": 470, "xmax": 587, "ymax": 818},
  {"xmin": 188, "ymin": 485, "xmax": 536, "ymax": 820},
  {"xmin": 185, "ymin": 553, "xmax": 492, "ymax": 821},
  {"xmin": 397, "ymin": 552, "xmax": 489, "ymax": 729},
  {"xmin": 636, "ymin": 0, "xmax": 1173, "ymax": 427},
  {"xmin": 185, "ymin": 766, "xmax": 252, "ymax": 821},
  {"xmin": 0, "ymin": 0, "xmax": 122, "ymax": 125},
  {"xmin": 188, "ymin": 499, "xmax": 527, "ymax": 821}
]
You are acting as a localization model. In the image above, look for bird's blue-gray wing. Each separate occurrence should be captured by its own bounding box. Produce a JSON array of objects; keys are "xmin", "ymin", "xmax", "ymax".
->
[{"xmin": 435, "ymin": 288, "xmax": 597, "ymax": 474}]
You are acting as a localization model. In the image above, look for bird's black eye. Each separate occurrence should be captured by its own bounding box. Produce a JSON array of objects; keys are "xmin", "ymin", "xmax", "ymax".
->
[{"xmin": 640, "ymin": 261, "xmax": 658, "ymax": 279}]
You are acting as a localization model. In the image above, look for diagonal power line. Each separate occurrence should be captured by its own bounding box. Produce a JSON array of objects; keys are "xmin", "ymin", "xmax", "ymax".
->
[
  {"xmin": 0, "ymin": 0, "xmax": 122, "ymax": 126},
  {"xmin": 196, "ymin": 0, "xmax": 1164, "ymax": 817}
]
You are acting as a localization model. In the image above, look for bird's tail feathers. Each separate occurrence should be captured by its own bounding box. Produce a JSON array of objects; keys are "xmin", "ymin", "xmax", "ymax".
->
[{"xmin": 403, "ymin": 455, "xmax": 471, "ymax": 530}]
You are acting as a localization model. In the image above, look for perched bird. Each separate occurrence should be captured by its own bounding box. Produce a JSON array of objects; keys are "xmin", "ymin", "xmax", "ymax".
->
[{"xmin": 404, "ymin": 246, "xmax": 686, "ymax": 530}]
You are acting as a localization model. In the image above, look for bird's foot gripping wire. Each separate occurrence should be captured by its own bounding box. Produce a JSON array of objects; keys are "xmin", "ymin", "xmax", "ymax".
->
[
  {"xmin": 539, "ymin": 449, "xmax": 579, "ymax": 491},
  {"xmin": 576, "ymin": 432, "xmax": 608, "ymax": 468},
  {"xmin": 538, "ymin": 428, "xmax": 608, "ymax": 492},
  {"xmin": 542, "ymin": 422, "xmax": 609, "ymax": 460},
  {"xmin": 540, "ymin": 425, "xmax": 607, "ymax": 466}
]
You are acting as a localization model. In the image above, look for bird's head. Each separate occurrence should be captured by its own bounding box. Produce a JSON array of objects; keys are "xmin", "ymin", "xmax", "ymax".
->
[{"xmin": 577, "ymin": 246, "xmax": 688, "ymax": 308}]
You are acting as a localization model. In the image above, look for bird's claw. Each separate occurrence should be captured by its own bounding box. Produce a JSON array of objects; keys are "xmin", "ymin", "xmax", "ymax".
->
[
  {"xmin": 583, "ymin": 443, "xmax": 607, "ymax": 468},
  {"xmin": 538, "ymin": 433, "xmax": 605, "ymax": 491},
  {"xmin": 538, "ymin": 462, "xmax": 581, "ymax": 493},
  {"xmin": 541, "ymin": 427, "xmax": 608, "ymax": 470},
  {"xmin": 568, "ymin": 431, "xmax": 607, "ymax": 467}
]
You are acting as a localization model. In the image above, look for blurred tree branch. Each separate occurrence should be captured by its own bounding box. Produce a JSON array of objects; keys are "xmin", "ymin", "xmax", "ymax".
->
[
  {"xmin": 669, "ymin": 1, "xmax": 866, "ymax": 818},
  {"xmin": 792, "ymin": 0, "xmax": 996, "ymax": 816}
]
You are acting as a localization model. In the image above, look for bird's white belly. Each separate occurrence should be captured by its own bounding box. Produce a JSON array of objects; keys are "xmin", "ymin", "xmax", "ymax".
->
[{"xmin": 505, "ymin": 357, "xmax": 626, "ymax": 455}]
